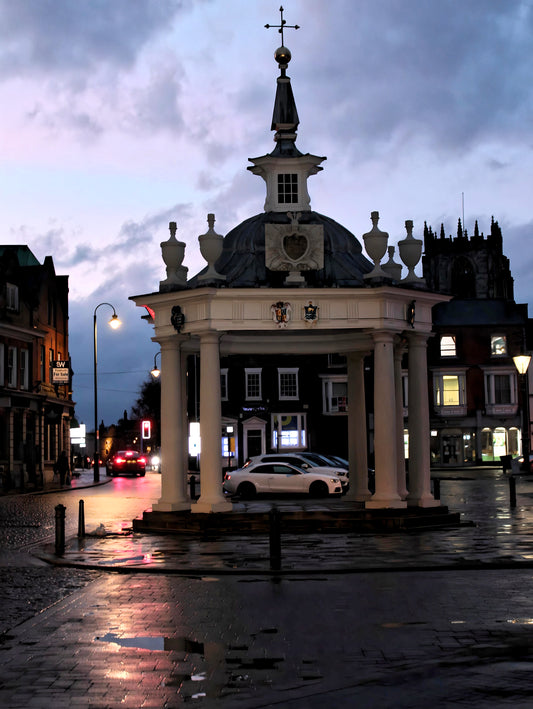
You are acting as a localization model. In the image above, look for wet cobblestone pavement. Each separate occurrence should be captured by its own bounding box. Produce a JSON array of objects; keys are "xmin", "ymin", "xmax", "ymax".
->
[
  {"xmin": 1, "ymin": 466, "xmax": 533, "ymax": 707},
  {"xmin": 35, "ymin": 468, "xmax": 533, "ymax": 573}
]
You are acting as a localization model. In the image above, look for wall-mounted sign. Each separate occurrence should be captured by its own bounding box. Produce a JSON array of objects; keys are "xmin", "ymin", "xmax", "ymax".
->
[{"xmin": 52, "ymin": 360, "xmax": 70, "ymax": 384}]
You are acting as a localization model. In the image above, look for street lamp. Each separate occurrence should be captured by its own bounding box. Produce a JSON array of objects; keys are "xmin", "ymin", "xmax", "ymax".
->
[
  {"xmin": 513, "ymin": 354, "xmax": 531, "ymax": 471},
  {"xmin": 93, "ymin": 303, "xmax": 121, "ymax": 483},
  {"xmin": 151, "ymin": 351, "xmax": 161, "ymax": 379}
]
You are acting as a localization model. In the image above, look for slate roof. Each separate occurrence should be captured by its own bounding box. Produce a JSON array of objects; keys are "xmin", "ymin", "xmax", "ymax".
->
[
  {"xmin": 433, "ymin": 298, "xmax": 528, "ymax": 326},
  {"xmin": 189, "ymin": 210, "xmax": 373, "ymax": 288}
]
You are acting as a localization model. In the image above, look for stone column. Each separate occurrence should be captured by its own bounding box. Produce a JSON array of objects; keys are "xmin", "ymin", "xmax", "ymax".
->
[
  {"xmin": 345, "ymin": 351, "xmax": 371, "ymax": 501},
  {"xmin": 153, "ymin": 336, "xmax": 190, "ymax": 511},
  {"xmin": 394, "ymin": 342, "xmax": 408, "ymax": 499},
  {"xmin": 367, "ymin": 331, "xmax": 406, "ymax": 508},
  {"xmin": 193, "ymin": 331, "xmax": 233, "ymax": 513},
  {"xmin": 406, "ymin": 331, "xmax": 439, "ymax": 507}
]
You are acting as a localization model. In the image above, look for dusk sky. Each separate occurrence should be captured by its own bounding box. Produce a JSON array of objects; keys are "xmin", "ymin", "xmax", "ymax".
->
[{"xmin": 1, "ymin": 0, "xmax": 532, "ymax": 429}]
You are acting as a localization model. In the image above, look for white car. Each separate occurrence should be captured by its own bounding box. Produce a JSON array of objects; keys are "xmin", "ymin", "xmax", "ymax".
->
[
  {"xmin": 223, "ymin": 461, "xmax": 342, "ymax": 499},
  {"xmin": 243, "ymin": 453, "xmax": 349, "ymax": 492}
]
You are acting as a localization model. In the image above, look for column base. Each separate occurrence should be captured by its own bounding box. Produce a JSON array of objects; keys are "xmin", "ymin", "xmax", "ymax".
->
[
  {"xmin": 192, "ymin": 498, "xmax": 233, "ymax": 514},
  {"xmin": 153, "ymin": 500, "xmax": 191, "ymax": 512},
  {"xmin": 345, "ymin": 489, "xmax": 372, "ymax": 502},
  {"xmin": 407, "ymin": 495, "xmax": 440, "ymax": 508},
  {"xmin": 365, "ymin": 498, "xmax": 407, "ymax": 509}
]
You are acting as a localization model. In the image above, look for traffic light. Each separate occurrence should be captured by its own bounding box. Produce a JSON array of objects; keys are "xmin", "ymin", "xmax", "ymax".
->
[{"xmin": 141, "ymin": 420, "xmax": 151, "ymax": 439}]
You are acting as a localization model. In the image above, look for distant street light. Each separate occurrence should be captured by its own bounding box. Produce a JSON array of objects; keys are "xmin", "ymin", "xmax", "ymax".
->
[
  {"xmin": 93, "ymin": 303, "xmax": 121, "ymax": 483},
  {"xmin": 513, "ymin": 354, "xmax": 531, "ymax": 471},
  {"xmin": 151, "ymin": 351, "xmax": 161, "ymax": 379}
]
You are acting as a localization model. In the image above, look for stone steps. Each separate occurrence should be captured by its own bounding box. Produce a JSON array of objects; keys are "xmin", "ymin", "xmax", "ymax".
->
[{"xmin": 133, "ymin": 505, "xmax": 462, "ymax": 535}]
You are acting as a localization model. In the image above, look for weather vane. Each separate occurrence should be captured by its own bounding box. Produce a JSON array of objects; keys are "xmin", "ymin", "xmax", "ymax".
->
[{"xmin": 265, "ymin": 6, "xmax": 299, "ymax": 46}]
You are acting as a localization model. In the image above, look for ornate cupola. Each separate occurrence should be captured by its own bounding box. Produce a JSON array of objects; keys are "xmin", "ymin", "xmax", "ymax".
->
[{"xmin": 248, "ymin": 9, "xmax": 325, "ymax": 213}]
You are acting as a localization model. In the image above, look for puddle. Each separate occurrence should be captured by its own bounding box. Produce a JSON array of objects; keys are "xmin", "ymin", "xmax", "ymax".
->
[{"xmin": 95, "ymin": 632, "xmax": 205, "ymax": 653}]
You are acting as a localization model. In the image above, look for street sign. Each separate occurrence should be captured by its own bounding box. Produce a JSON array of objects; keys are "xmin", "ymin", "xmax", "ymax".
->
[{"xmin": 52, "ymin": 360, "xmax": 70, "ymax": 384}]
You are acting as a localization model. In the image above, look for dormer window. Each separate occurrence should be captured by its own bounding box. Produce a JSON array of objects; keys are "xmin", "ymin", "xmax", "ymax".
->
[
  {"xmin": 440, "ymin": 335, "xmax": 457, "ymax": 357},
  {"xmin": 6, "ymin": 283, "xmax": 19, "ymax": 311},
  {"xmin": 491, "ymin": 335, "xmax": 507, "ymax": 357},
  {"xmin": 278, "ymin": 174, "xmax": 298, "ymax": 203}
]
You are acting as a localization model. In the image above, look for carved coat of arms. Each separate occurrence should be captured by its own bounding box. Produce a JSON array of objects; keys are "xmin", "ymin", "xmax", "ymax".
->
[
  {"xmin": 271, "ymin": 301, "xmax": 291, "ymax": 328},
  {"xmin": 170, "ymin": 305, "xmax": 185, "ymax": 332},
  {"xmin": 303, "ymin": 301, "xmax": 319, "ymax": 327}
]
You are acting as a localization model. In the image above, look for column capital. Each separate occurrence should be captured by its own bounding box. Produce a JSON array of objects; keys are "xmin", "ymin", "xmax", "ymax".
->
[
  {"xmin": 198, "ymin": 331, "xmax": 223, "ymax": 344},
  {"xmin": 154, "ymin": 334, "xmax": 189, "ymax": 350},
  {"xmin": 405, "ymin": 330, "xmax": 430, "ymax": 347},
  {"xmin": 372, "ymin": 329, "xmax": 396, "ymax": 345}
]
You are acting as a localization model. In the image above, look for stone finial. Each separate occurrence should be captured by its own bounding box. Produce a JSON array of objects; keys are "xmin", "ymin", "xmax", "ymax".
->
[
  {"xmin": 382, "ymin": 245, "xmax": 402, "ymax": 282},
  {"xmin": 363, "ymin": 211, "xmax": 389, "ymax": 281},
  {"xmin": 160, "ymin": 221, "xmax": 188, "ymax": 291},
  {"xmin": 198, "ymin": 213, "xmax": 226, "ymax": 283},
  {"xmin": 398, "ymin": 219, "xmax": 425, "ymax": 285}
]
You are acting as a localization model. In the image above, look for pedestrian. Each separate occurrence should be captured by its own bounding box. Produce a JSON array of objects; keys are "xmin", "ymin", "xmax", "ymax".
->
[{"xmin": 54, "ymin": 451, "xmax": 70, "ymax": 486}]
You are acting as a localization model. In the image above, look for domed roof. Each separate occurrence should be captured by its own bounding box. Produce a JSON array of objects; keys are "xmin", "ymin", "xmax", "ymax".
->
[{"xmin": 189, "ymin": 211, "xmax": 373, "ymax": 288}]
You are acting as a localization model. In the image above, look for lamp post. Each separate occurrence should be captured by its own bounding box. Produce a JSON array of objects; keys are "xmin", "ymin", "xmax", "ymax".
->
[
  {"xmin": 93, "ymin": 303, "xmax": 121, "ymax": 483},
  {"xmin": 513, "ymin": 354, "xmax": 531, "ymax": 471},
  {"xmin": 151, "ymin": 351, "xmax": 161, "ymax": 379}
]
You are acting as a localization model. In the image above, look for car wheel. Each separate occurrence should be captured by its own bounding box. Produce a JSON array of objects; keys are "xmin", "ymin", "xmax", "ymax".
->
[
  {"xmin": 309, "ymin": 480, "xmax": 329, "ymax": 498},
  {"xmin": 237, "ymin": 482, "xmax": 256, "ymax": 500},
  {"xmin": 139, "ymin": 471, "xmax": 146, "ymax": 477}
]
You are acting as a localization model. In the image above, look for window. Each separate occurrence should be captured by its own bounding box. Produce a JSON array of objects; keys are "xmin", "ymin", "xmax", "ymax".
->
[
  {"xmin": 48, "ymin": 296, "xmax": 56, "ymax": 327},
  {"xmin": 433, "ymin": 372, "xmax": 466, "ymax": 407},
  {"xmin": 220, "ymin": 369, "xmax": 228, "ymax": 401},
  {"xmin": 327, "ymin": 353, "xmax": 347, "ymax": 368},
  {"xmin": 440, "ymin": 335, "xmax": 456, "ymax": 357},
  {"xmin": 402, "ymin": 372, "xmax": 409, "ymax": 409},
  {"xmin": 484, "ymin": 369, "xmax": 516, "ymax": 409},
  {"xmin": 7, "ymin": 347, "xmax": 17, "ymax": 387},
  {"xmin": 49, "ymin": 348, "xmax": 54, "ymax": 383},
  {"xmin": 40, "ymin": 345, "xmax": 45, "ymax": 382},
  {"xmin": 245, "ymin": 368, "xmax": 262, "ymax": 400},
  {"xmin": 491, "ymin": 335, "xmax": 507, "ymax": 356},
  {"xmin": 278, "ymin": 368, "xmax": 299, "ymax": 400},
  {"xmin": 0, "ymin": 343, "xmax": 4, "ymax": 384},
  {"xmin": 271, "ymin": 413, "xmax": 307, "ymax": 449},
  {"xmin": 6, "ymin": 283, "xmax": 19, "ymax": 311},
  {"xmin": 19, "ymin": 349, "xmax": 29, "ymax": 390},
  {"xmin": 277, "ymin": 173, "xmax": 298, "ymax": 204},
  {"xmin": 321, "ymin": 375, "xmax": 348, "ymax": 413}
]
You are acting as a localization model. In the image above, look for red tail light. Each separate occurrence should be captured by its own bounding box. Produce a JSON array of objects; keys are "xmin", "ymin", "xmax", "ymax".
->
[{"xmin": 138, "ymin": 457, "xmax": 147, "ymax": 465}]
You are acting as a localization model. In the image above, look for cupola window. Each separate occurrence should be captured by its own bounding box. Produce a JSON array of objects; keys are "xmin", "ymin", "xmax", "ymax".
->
[{"xmin": 277, "ymin": 174, "xmax": 298, "ymax": 204}]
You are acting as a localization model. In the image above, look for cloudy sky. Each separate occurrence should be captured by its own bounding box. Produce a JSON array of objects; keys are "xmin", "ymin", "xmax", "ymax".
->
[{"xmin": 1, "ymin": 0, "xmax": 532, "ymax": 428}]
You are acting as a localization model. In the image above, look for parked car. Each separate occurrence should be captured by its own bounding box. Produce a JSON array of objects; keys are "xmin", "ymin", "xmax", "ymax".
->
[
  {"xmin": 108, "ymin": 450, "xmax": 147, "ymax": 477},
  {"xmin": 223, "ymin": 461, "xmax": 342, "ymax": 499},
  {"xmin": 517, "ymin": 454, "xmax": 533, "ymax": 473},
  {"xmin": 243, "ymin": 453, "xmax": 349, "ymax": 491}
]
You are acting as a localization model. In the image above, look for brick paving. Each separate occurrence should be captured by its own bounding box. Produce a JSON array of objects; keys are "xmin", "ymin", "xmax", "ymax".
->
[
  {"xmin": 1, "ymin": 570, "xmax": 533, "ymax": 707},
  {"xmin": 0, "ymin": 466, "xmax": 533, "ymax": 707}
]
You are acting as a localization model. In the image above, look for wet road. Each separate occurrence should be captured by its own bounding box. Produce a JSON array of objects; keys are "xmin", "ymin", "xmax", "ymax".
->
[
  {"xmin": 0, "ymin": 471, "xmax": 161, "ymax": 635},
  {"xmin": 1, "ymin": 467, "xmax": 533, "ymax": 706}
]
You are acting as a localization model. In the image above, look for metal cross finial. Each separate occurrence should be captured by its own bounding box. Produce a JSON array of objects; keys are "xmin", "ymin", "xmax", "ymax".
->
[{"xmin": 265, "ymin": 6, "xmax": 299, "ymax": 46}]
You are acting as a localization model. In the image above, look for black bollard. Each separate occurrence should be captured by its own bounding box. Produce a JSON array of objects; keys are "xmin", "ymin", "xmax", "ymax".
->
[
  {"xmin": 55, "ymin": 503, "xmax": 66, "ymax": 556},
  {"xmin": 509, "ymin": 476, "xmax": 517, "ymax": 508},
  {"xmin": 78, "ymin": 499, "xmax": 85, "ymax": 538},
  {"xmin": 189, "ymin": 475, "xmax": 197, "ymax": 500},
  {"xmin": 269, "ymin": 508, "xmax": 282, "ymax": 571},
  {"xmin": 433, "ymin": 478, "xmax": 441, "ymax": 500}
]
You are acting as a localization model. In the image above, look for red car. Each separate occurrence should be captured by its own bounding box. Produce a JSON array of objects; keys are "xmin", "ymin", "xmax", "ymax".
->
[{"xmin": 108, "ymin": 450, "xmax": 147, "ymax": 477}]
